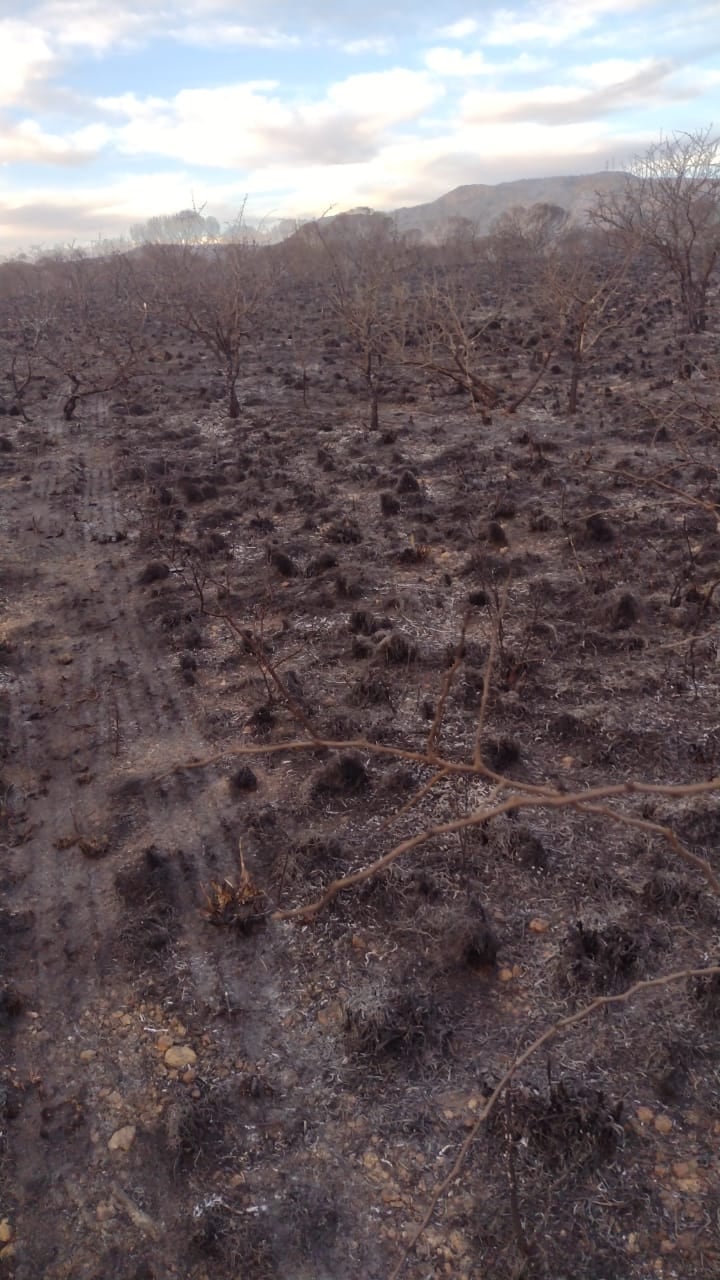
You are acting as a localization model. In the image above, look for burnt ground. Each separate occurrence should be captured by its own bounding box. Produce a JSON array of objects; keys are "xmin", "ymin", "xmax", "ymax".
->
[{"xmin": 1, "ymin": 312, "xmax": 720, "ymax": 1280}]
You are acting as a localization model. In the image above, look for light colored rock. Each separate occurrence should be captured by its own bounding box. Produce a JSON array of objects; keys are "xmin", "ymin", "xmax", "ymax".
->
[
  {"xmin": 108, "ymin": 1125, "xmax": 136, "ymax": 1152},
  {"xmin": 0, "ymin": 1223, "xmax": 12, "ymax": 1245},
  {"xmin": 164, "ymin": 1044, "xmax": 197, "ymax": 1069}
]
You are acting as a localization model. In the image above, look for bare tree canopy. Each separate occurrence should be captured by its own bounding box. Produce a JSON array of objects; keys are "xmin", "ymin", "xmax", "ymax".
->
[{"xmin": 592, "ymin": 126, "xmax": 720, "ymax": 333}]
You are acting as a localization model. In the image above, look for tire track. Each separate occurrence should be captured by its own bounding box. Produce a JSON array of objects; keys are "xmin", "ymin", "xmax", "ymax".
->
[{"xmin": 2, "ymin": 422, "xmax": 288, "ymax": 1278}]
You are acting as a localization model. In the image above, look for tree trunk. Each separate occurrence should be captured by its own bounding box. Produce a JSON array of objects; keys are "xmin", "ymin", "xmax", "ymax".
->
[
  {"xmin": 568, "ymin": 360, "xmax": 581, "ymax": 414},
  {"xmin": 228, "ymin": 377, "xmax": 240, "ymax": 419},
  {"xmin": 370, "ymin": 386, "xmax": 379, "ymax": 430}
]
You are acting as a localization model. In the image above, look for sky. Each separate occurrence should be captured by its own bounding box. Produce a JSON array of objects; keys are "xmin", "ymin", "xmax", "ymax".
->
[{"xmin": 0, "ymin": 0, "xmax": 718, "ymax": 253}]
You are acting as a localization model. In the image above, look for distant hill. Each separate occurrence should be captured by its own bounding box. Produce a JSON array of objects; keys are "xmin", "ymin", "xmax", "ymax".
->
[{"xmin": 389, "ymin": 172, "xmax": 628, "ymax": 241}]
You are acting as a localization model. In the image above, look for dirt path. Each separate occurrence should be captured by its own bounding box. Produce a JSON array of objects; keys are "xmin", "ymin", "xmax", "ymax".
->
[{"xmin": 0, "ymin": 422, "xmax": 324, "ymax": 1279}]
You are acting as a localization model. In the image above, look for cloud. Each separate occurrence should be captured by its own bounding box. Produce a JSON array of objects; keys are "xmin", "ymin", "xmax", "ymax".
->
[
  {"xmin": 424, "ymin": 46, "xmax": 547, "ymax": 76},
  {"xmin": 485, "ymin": 0, "xmax": 654, "ymax": 47},
  {"xmin": 461, "ymin": 59, "xmax": 690, "ymax": 125},
  {"xmin": 0, "ymin": 116, "xmax": 108, "ymax": 164},
  {"xmin": 0, "ymin": 20, "xmax": 56, "ymax": 107},
  {"xmin": 97, "ymin": 69, "xmax": 442, "ymax": 169},
  {"xmin": 171, "ymin": 22, "xmax": 301, "ymax": 48},
  {"xmin": 436, "ymin": 18, "xmax": 480, "ymax": 39},
  {"xmin": 340, "ymin": 37, "xmax": 391, "ymax": 55},
  {"xmin": 424, "ymin": 47, "xmax": 489, "ymax": 76}
]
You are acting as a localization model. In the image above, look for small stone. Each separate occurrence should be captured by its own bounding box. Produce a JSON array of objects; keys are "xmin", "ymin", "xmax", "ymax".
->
[
  {"xmin": 672, "ymin": 1161, "xmax": 692, "ymax": 1178},
  {"xmin": 0, "ymin": 1223, "xmax": 12, "ymax": 1246},
  {"xmin": 654, "ymin": 1114, "xmax": 673, "ymax": 1135},
  {"xmin": 80, "ymin": 1049, "xmax": 96, "ymax": 1062},
  {"xmin": 529, "ymin": 918, "xmax": 549, "ymax": 933},
  {"xmin": 498, "ymin": 967, "xmax": 514, "ymax": 982},
  {"xmin": 0, "ymin": 1244, "xmax": 15, "ymax": 1263},
  {"xmin": 164, "ymin": 1045, "xmax": 197, "ymax": 1069},
  {"xmin": 107, "ymin": 1090, "xmax": 123, "ymax": 1108},
  {"xmin": 108, "ymin": 1125, "xmax": 136, "ymax": 1152},
  {"xmin": 156, "ymin": 1034, "xmax": 174, "ymax": 1053},
  {"xmin": 637, "ymin": 1106, "xmax": 654, "ymax": 1124}
]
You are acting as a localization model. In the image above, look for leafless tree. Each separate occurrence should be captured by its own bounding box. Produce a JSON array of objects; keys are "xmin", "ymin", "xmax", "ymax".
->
[
  {"xmin": 540, "ymin": 226, "xmax": 638, "ymax": 414},
  {"xmin": 592, "ymin": 126, "xmax": 720, "ymax": 334},
  {"xmin": 147, "ymin": 236, "xmax": 276, "ymax": 420},
  {"xmin": 313, "ymin": 212, "xmax": 415, "ymax": 429}
]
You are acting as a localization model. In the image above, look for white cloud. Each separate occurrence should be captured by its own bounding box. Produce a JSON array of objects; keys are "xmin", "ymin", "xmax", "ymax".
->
[
  {"xmin": 340, "ymin": 37, "xmax": 391, "ymax": 55},
  {"xmin": 424, "ymin": 47, "xmax": 489, "ymax": 76},
  {"xmin": 97, "ymin": 69, "xmax": 442, "ymax": 169},
  {"xmin": 436, "ymin": 18, "xmax": 480, "ymax": 39},
  {"xmin": 485, "ymin": 0, "xmax": 654, "ymax": 46},
  {"xmin": 460, "ymin": 58, "xmax": 683, "ymax": 125},
  {"xmin": 0, "ymin": 116, "xmax": 108, "ymax": 164},
  {"xmin": 34, "ymin": 0, "xmax": 149, "ymax": 51},
  {"xmin": 325, "ymin": 69, "xmax": 440, "ymax": 121},
  {"xmin": 172, "ymin": 22, "xmax": 301, "ymax": 48},
  {"xmin": 0, "ymin": 20, "xmax": 56, "ymax": 106}
]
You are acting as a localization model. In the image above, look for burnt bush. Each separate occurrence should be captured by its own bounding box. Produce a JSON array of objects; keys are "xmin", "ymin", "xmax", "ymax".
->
[
  {"xmin": 311, "ymin": 753, "xmax": 370, "ymax": 799},
  {"xmin": 562, "ymin": 920, "xmax": 643, "ymax": 992},
  {"xmin": 500, "ymin": 1080, "xmax": 623, "ymax": 1173},
  {"xmin": 343, "ymin": 981, "xmax": 450, "ymax": 1064},
  {"xmin": 138, "ymin": 561, "xmax": 170, "ymax": 585}
]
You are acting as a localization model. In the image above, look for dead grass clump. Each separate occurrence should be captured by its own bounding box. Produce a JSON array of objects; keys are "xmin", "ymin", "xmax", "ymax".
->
[
  {"xmin": 562, "ymin": 920, "xmax": 643, "ymax": 993},
  {"xmin": 267, "ymin": 546, "xmax": 297, "ymax": 577},
  {"xmin": 692, "ymin": 969, "xmax": 720, "ymax": 1021},
  {"xmin": 0, "ymin": 985, "xmax": 23, "ymax": 1027},
  {"xmin": 599, "ymin": 590, "xmax": 641, "ymax": 631},
  {"xmin": 247, "ymin": 703, "xmax": 276, "ymax": 734},
  {"xmin": 487, "ymin": 520, "xmax": 508, "ymax": 547},
  {"xmin": 433, "ymin": 903, "xmax": 499, "ymax": 971},
  {"xmin": 585, "ymin": 513, "xmax": 616, "ymax": 542},
  {"xmin": 138, "ymin": 560, "xmax": 170, "ymax": 585},
  {"xmin": 335, "ymin": 571, "xmax": 364, "ymax": 600},
  {"xmin": 380, "ymin": 491, "xmax": 400, "ymax": 516},
  {"xmin": 164, "ymin": 1089, "xmax": 232, "ymax": 1179},
  {"xmin": 396, "ymin": 469, "xmax": 420, "ymax": 494},
  {"xmin": 510, "ymin": 827, "xmax": 550, "ymax": 872},
  {"xmin": 305, "ymin": 550, "xmax": 338, "ymax": 576},
  {"xmin": 274, "ymin": 833, "xmax": 347, "ymax": 888},
  {"xmin": 327, "ymin": 519, "xmax": 362, "ymax": 544},
  {"xmin": 483, "ymin": 735, "xmax": 522, "ymax": 771},
  {"xmin": 202, "ymin": 855, "xmax": 266, "ymax": 932},
  {"xmin": 189, "ymin": 1208, "xmax": 278, "ymax": 1276},
  {"xmin": 229, "ymin": 765, "xmax": 259, "ymax": 793},
  {"xmin": 311, "ymin": 752, "xmax": 370, "ymax": 798},
  {"xmin": 115, "ymin": 845, "xmax": 177, "ymax": 909},
  {"xmin": 502, "ymin": 1080, "xmax": 623, "ymax": 1172},
  {"xmin": 347, "ymin": 672, "xmax": 393, "ymax": 706},
  {"xmin": 642, "ymin": 870, "xmax": 718, "ymax": 922},
  {"xmin": 343, "ymin": 982, "xmax": 449, "ymax": 1063},
  {"xmin": 348, "ymin": 609, "xmax": 385, "ymax": 636},
  {"xmin": 374, "ymin": 631, "xmax": 417, "ymax": 665},
  {"xmin": 115, "ymin": 847, "xmax": 179, "ymax": 967}
]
